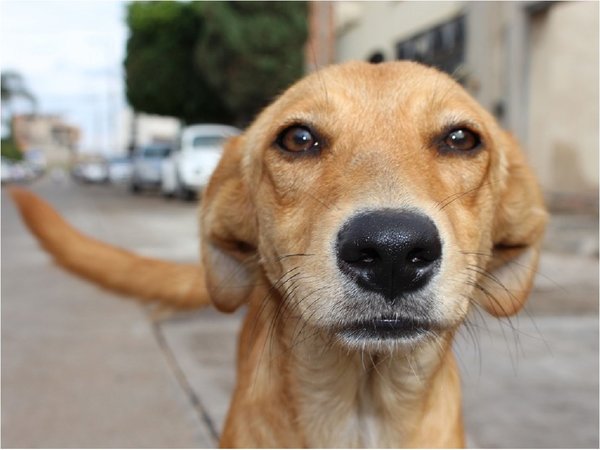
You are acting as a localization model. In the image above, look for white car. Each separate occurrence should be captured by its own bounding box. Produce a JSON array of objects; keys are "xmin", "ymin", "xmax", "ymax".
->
[
  {"xmin": 161, "ymin": 124, "xmax": 241, "ymax": 200},
  {"xmin": 80, "ymin": 161, "xmax": 109, "ymax": 183}
]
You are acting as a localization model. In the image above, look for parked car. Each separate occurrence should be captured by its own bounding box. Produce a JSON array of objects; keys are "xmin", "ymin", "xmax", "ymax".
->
[
  {"xmin": 2, "ymin": 158, "xmax": 38, "ymax": 184},
  {"xmin": 130, "ymin": 143, "xmax": 173, "ymax": 193},
  {"xmin": 79, "ymin": 161, "xmax": 109, "ymax": 183},
  {"xmin": 161, "ymin": 124, "xmax": 241, "ymax": 200},
  {"xmin": 1, "ymin": 157, "xmax": 13, "ymax": 184},
  {"xmin": 107, "ymin": 155, "xmax": 132, "ymax": 184},
  {"xmin": 24, "ymin": 149, "xmax": 47, "ymax": 176}
]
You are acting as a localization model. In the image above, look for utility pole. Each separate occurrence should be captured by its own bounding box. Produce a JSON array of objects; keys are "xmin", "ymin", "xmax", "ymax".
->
[{"xmin": 128, "ymin": 110, "xmax": 137, "ymax": 157}]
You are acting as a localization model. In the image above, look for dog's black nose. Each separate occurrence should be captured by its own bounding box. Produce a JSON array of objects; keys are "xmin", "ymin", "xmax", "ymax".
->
[{"xmin": 336, "ymin": 210, "xmax": 442, "ymax": 301}]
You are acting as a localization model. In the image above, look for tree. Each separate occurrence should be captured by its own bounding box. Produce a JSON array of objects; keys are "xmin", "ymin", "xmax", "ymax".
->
[
  {"xmin": 1, "ymin": 70, "xmax": 37, "ymax": 160},
  {"xmin": 124, "ymin": 2, "xmax": 233, "ymax": 125},
  {"xmin": 0, "ymin": 137, "xmax": 22, "ymax": 161},
  {"xmin": 1, "ymin": 71, "xmax": 37, "ymax": 111},
  {"xmin": 123, "ymin": 1, "xmax": 308, "ymax": 126},
  {"xmin": 194, "ymin": 2, "xmax": 308, "ymax": 125}
]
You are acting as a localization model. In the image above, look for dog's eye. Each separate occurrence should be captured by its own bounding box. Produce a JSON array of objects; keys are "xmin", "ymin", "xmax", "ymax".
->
[
  {"xmin": 276, "ymin": 126, "xmax": 320, "ymax": 153},
  {"xmin": 443, "ymin": 128, "xmax": 481, "ymax": 152}
]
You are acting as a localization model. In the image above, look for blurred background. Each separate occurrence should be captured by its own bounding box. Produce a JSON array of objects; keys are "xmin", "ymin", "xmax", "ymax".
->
[{"xmin": 2, "ymin": 1, "xmax": 598, "ymax": 448}]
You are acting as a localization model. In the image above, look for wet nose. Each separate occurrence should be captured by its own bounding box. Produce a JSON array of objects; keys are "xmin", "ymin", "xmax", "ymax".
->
[{"xmin": 336, "ymin": 210, "xmax": 442, "ymax": 301}]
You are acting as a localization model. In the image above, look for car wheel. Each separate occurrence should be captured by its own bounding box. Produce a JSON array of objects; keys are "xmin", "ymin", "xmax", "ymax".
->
[
  {"xmin": 182, "ymin": 188, "xmax": 196, "ymax": 201},
  {"xmin": 175, "ymin": 182, "xmax": 195, "ymax": 201}
]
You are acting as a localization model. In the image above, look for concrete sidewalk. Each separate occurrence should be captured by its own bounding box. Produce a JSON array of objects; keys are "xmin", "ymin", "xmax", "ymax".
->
[
  {"xmin": 2, "ymin": 181, "xmax": 214, "ymax": 448},
  {"xmin": 2, "ymin": 178, "xmax": 598, "ymax": 448}
]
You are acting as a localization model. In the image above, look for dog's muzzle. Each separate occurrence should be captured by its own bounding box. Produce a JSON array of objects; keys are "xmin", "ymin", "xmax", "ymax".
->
[{"xmin": 336, "ymin": 209, "xmax": 442, "ymax": 302}]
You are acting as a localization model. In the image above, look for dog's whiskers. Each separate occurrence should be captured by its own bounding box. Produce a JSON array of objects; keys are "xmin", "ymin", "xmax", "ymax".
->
[{"xmin": 436, "ymin": 179, "xmax": 500, "ymax": 211}]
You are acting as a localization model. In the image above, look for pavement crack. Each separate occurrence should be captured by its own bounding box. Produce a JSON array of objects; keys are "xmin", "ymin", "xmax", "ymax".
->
[{"xmin": 150, "ymin": 320, "xmax": 220, "ymax": 445}]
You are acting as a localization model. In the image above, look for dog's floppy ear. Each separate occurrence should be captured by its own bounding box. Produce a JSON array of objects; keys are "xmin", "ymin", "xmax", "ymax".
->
[
  {"xmin": 478, "ymin": 133, "xmax": 548, "ymax": 317},
  {"xmin": 200, "ymin": 136, "xmax": 259, "ymax": 312}
]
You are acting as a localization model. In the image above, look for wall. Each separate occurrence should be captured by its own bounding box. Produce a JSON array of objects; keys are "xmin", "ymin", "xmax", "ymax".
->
[
  {"xmin": 335, "ymin": 1, "xmax": 464, "ymax": 62},
  {"xmin": 12, "ymin": 114, "xmax": 80, "ymax": 166},
  {"xmin": 116, "ymin": 108, "xmax": 181, "ymax": 154},
  {"xmin": 526, "ymin": 1, "xmax": 599, "ymax": 194}
]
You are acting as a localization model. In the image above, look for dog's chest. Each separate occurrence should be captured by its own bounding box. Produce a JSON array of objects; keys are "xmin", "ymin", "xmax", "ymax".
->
[
  {"xmin": 294, "ymin": 359, "xmax": 410, "ymax": 448},
  {"xmin": 297, "ymin": 388, "xmax": 385, "ymax": 447},
  {"xmin": 354, "ymin": 384, "xmax": 388, "ymax": 448}
]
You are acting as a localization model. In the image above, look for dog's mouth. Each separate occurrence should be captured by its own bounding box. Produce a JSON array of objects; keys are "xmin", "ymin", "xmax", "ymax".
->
[{"xmin": 336, "ymin": 316, "xmax": 434, "ymax": 342}]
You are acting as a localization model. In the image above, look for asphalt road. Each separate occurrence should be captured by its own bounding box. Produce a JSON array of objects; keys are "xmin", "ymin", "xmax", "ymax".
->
[{"xmin": 2, "ymin": 174, "xmax": 598, "ymax": 448}]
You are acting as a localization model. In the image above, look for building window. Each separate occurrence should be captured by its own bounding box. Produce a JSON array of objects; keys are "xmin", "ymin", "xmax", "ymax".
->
[{"xmin": 395, "ymin": 15, "xmax": 465, "ymax": 76}]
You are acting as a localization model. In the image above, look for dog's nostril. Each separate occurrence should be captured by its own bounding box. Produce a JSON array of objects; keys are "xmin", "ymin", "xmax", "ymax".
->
[
  {"xmin": 338, "ymin": 244, "xmax": 380, "ymax": 265},
  {"xmin": 407, "ymin": 248, "xmax": 439, "ymax": 266},
  {"xmin": 359, "ymin": 249, "xmax": 379, "ymax": 264},
  {"xmin": 336, "ymin": 210, "xmax": 442, "ymax": 301}
]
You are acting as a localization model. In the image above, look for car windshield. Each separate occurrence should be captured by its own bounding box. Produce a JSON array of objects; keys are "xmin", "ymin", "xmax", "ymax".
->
[
  {"xmin": 192, "ymin": 135, "xmax": 225, "ymax": 149},
  {"xmin": 143, "ymin": 146, "xmax": 171, "ymax": 158}
]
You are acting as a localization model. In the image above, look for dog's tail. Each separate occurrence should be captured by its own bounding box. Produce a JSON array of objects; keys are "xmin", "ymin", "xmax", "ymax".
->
[{"xmin": 9, "ymin": 187, "xmax": 209, "ymax": 309}]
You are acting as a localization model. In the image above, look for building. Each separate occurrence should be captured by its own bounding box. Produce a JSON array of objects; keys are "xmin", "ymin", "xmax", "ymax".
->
[
  {"xmin": 12, "ymin": 114, "xmax": 80, "ymax": 167},
  {"xmin": 307, "ymin": 1, "xmax": 599, "ymax": 211},
  {"xmin": 115, "ymin": 108, "xmax": 181, "ymax": 156}
]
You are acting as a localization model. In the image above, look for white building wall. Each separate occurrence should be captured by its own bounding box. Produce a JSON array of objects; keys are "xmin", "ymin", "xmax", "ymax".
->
[
  {"xmin": 334, "ymin": 1, "xmax": 464, "ymax": 62},
  {"xmin": 527, "ymin": 1, "xmax": 599, "ymax": 193},
  {"xmin": 115, "ymin": 108, "xmax": 181, "ymax": 155}
]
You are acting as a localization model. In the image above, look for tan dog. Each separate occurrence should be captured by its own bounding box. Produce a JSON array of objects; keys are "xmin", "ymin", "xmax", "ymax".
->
[{"xmin": 11, "ymin": 61, "xmax": 547, "ymax": 448}]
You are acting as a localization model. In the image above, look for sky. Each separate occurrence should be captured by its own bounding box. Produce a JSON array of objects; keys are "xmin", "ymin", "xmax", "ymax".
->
[{"xmin": 1, "ymin": 0, "xmax": 129, "ymax": 153}]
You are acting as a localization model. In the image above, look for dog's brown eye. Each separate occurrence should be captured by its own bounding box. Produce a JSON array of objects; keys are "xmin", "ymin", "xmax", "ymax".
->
[
  {"xmin": 443, "ymin": 129, "xmax": 481, "ymax": 152},
  {"xmin": 277, "ymin": 126, "xmax": 319, "ymax": 153}
]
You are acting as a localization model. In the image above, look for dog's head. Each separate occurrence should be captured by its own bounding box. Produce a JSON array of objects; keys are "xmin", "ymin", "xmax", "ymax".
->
[{"xmin": 200, "ymin": 61, "xmax": 547, "ymax": 351}]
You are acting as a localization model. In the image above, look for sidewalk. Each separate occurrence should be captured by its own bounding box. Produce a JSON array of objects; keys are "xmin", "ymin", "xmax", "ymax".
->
[
  {"xmin": 2, "ymin": 182, "xmax": 213, "ymax": 448},
  {"xmin": 1, "ymin": 242, "xmax": 215, "ymax": 447}
]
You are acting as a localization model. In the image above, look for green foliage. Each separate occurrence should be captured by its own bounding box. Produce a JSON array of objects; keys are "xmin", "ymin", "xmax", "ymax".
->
[
  {"xmin": 194, "ymin": 2, "xmax": 308, "ymax": 125},
  {"xmin": 1, "ymin": 138, "xmax": 23, "ymax": 161},
  {"xmin": 124, "ymin": 1, "xmax": 308, "ymax": 126},
  {"xmin": 2, "ymin": 70, "xmax": 34, "ymax": 161},
  {"xmin": 124, "ymin": 2, "xmax": 233, "ymax": 124},
  {"xmin": 1, "ymin": 71, "xmax": 36, "ymax": 107}
]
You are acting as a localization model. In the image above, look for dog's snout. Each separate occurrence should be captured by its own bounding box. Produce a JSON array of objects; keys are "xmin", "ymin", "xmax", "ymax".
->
[{"xmin": 336, "ymin": 210, "xmax": 442, "ymax": 300}]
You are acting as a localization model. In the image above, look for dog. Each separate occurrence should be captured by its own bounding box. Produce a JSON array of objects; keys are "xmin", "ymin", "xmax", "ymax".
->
[{"xmin": 11, "ymin": 61, "xmax": 548, "ymax": 448}]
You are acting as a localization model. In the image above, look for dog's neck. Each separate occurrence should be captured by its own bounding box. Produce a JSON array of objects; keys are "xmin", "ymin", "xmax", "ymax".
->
[
  {"xmin": 221, "ymin": 287, "xmax": 465, "ymax": 448},
  {"xmin": 285, "ymin": 321, "xmax": 464, "ymax": 448}
]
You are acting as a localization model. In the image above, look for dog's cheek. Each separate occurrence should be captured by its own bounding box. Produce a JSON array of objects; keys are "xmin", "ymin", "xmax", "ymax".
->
[
  {"xmin": 420, "ymin": 204, "xmax": 483, "ymax": 326},
  {"xmin": 433, "ymin": 264, "xmax": 472, "ymax": 326},
  {"xmin": 276, "ymin": 211, "xmax": 349, "ymax": 327}
]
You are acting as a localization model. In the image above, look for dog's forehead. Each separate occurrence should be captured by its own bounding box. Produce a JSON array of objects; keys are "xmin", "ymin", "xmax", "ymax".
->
[
  {"xmin": 255, "ymin": 61, "xmax": 481, "ymax": 132},
  {"xmin": 300, "ymin": 61, "xmax": 458, "ymax": 96}
]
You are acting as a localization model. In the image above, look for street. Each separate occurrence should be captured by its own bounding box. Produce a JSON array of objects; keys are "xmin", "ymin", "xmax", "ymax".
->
[{"xmin": 2, "ymin": 174, "xmax": 598, "ymax": 448}]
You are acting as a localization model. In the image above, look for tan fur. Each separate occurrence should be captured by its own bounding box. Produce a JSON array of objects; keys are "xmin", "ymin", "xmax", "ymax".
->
[
  {"xmin": 9, "ymin": 187, "xmax": 209, "ymax": 309},
  {"xmin": 11, "ymin": 61, "xmax": 547, "ymax": 448}
]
